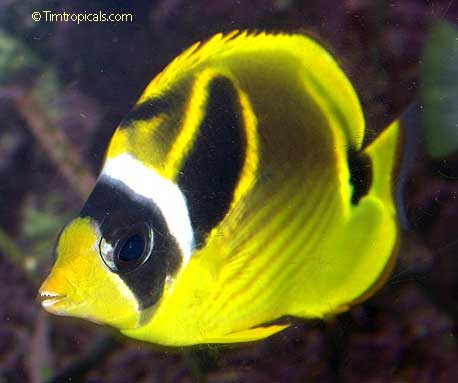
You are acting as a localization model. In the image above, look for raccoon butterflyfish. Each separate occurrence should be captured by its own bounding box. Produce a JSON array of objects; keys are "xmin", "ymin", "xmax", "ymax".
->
[{"xmin": 39, "ymin": 31, "xmax": 401, "ymax": 346}]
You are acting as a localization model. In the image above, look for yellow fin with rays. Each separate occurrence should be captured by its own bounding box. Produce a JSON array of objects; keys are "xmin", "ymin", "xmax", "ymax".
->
[
  {"xmin": 363, "ymin": 120, "xmax": 400, "ymax": 205},
  {"xmin": 138, "ymin": 31, "xmax": 365, "ymax": 149},
  {"xmin": 205, "ymin": 323, "xmax": 290, "ymax": 344},
  {"xmin": 105, "ymin": 31, "xmax": 365, "ymax": 179},
  {"xmin": 287, "ymin": 120, "xmax": 400, "ymax": 318}
]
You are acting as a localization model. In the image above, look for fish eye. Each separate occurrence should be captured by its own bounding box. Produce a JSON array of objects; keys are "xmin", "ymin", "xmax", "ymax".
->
[
  {"xmin": 99, "ymin": 224, "xmax": 154, "ymax": 273},
  {"xmin": 118, "ymin": 234, "xmax": 144, "ymax": 262}
]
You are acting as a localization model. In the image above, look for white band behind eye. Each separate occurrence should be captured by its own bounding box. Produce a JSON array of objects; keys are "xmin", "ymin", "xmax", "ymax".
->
[{"xmin": 101, "ymin": 153, "xmax": 194, "ymax": 265}]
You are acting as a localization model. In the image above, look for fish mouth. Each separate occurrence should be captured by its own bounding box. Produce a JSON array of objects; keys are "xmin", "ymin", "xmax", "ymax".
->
[{"xmin": 38, "ymin": 291, "xmax": 67, "ymax": 309}]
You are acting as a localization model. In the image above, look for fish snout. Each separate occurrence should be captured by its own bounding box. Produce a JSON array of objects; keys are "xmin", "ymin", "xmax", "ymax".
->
[
  {"xmin": 38, "ymin": 290, "xmax": 67, "ymax": 309},
  {"xmin": 38, "ymin": 269, "xmax": 77, "ymax": 315}
]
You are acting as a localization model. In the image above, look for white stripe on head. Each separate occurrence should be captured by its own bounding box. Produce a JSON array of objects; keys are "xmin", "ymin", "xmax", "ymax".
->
[{"xmin": 102, "ymin": 153, "xmax": 194, "ymax": 265}]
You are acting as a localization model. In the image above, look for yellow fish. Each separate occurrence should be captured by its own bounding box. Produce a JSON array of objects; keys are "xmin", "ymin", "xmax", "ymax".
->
[{"xmin": 39, "ymin": 31, "xmax": 400, "ymax": 346}]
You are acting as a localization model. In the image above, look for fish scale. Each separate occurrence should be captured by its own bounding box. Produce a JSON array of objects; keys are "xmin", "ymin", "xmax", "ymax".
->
[{"xmin": 204, "ymin": 169, "xmax": 337, "ymax": 333}]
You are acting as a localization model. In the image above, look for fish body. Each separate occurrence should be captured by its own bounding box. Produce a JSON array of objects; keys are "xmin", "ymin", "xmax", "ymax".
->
[{"xmin": 39, "ymin": 32, "xmax": 400, "ymax": 346}]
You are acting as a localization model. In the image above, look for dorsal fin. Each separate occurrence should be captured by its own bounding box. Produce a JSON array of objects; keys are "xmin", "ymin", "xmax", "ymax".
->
[{"xmin": 137, "ymin": 31, "xmax": 365, "ymax": 149}]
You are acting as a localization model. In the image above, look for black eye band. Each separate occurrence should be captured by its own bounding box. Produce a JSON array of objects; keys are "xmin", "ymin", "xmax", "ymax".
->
[{"xmin": 83, "ymin": 178, "xmax": 182, "ymax": 309}]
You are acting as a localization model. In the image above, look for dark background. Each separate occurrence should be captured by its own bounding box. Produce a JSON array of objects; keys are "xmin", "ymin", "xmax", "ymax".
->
[{"xmin": 0, "ymin": 0, "xmax": 458, "ymax": 382}]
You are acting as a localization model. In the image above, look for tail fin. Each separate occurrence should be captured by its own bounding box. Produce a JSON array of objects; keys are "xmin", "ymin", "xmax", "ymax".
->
[
  {"xmin": 330, "ymin": 120, "xmax": 402, "ymax": 311},
  {"xmin": 286, "ymin": 120, "xmax": 403, "ymax": 318},
  {"xmin": 363, "ymin": 120, "xmax": 401, "ymax": 215}
]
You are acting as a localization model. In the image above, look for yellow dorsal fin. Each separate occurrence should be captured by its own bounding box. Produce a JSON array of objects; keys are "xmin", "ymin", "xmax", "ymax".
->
[
  {"xmin": 138, "ymin": 31, "xmax": 365, "ymax": 149},
  {"xmin": 138, "ymin": 30, "xmax": 242, "ymax": 101}
]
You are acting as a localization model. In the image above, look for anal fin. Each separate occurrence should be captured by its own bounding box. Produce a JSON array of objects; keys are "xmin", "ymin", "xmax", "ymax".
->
[{"xmin": 206, "ymin": 323, "xmax": 289, "ymax": 344}]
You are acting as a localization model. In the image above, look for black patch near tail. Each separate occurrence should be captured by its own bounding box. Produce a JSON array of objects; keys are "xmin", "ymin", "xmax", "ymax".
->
[
  {"xmin": 348, "ymin": 150, "xmax": 372, "ymax": 205},
  {"xmin": 178, "ymin": 77, "xmax": 245, "ymax": 246}
]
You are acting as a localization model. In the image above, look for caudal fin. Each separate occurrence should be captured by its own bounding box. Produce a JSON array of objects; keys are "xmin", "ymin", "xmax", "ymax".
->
[{"xmin": 363, "ymin": 120, "xmax": 401, "ymax": 214}]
